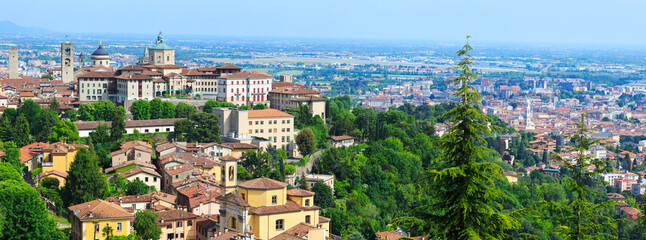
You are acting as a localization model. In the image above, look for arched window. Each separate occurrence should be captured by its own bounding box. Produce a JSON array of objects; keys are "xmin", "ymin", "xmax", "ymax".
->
[{"xmin": 229, "ymin": 166, "xmax": 235, "ymax": 180}]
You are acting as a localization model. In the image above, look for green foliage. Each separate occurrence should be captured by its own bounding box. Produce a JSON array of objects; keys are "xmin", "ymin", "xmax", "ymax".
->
[
  {"xmin": 242, "ymin": 148, "xmax": 272, "ymax": 178},
  {"xmin": 0, "ymin": 180, "xmax": 65, "ymax": 239},
  {"xmin": 0, "ymin": 162, "xmax": 21, "ymax": 182},
  {"xmin": 312, "ymin": 181, "xmax": 335, "ymax": 209},
  {"xmin": 111, "ymin": 107, "xmax": 127, "ymax": 141},
  {"xmin": 253, "ymin": 103, "xmax": 268, "ymax": 110},
  {"xmin": 110, "ymin": 233, "xmax": 144, "ymax": 240},
  {"xmin": 175, "ymin": 102, "xmax": 196, "ymax": 118},
  {"xmin": 63, "ymin": 109, "xmax": 78, "ymax": 121},
  {"xmin": 149, "ymin": 98, "xmax": 163, "ymax": 119},
  {"xmin": 296, "ymin": 128, "xmax": 316, "ymax": 156},
  {"xmin": 0, "ymin": 117, "xmax": 13, "ymax": 142},
  {"xmin": 162, "ymin": 101, "xmax": 176, "ymax": 119},
  {"xmin": 285, "ymin": 164, "xmax": 296, "ymax": 175},
  {"xmin": 2, "ymin": 142, "xmax": 21, "ymax": 171},
  {"xmin": 14, "ymin": 114, "xmax": 30, "ymax": 147},
  {"xmin": 78, "ymin": 104, "xmax": 95, "ymax": 121},
  {"xmin": 33, "ymin": 109, "xmax": 60, "ymax": 142},
  {"xmin": 62, "ymin": 148, "xmax": 108, "ymax": 207},
  {"xmin": 49, "ymin": 97, "xmax": 61, "ymax": 114},
  {"xmin": 397, "ymin": 37, "xmax": 518, "ymax": 239},
  {"xmin": 133, "ymin": 209, "xmax": 162, "ymax": 240},
  {"xmin": 174, "ymin": 112, "xmax": 221, "ymax": 143},
  {"xmin": 48, "ymin": 120, "xmax": 79, "ymax": 143},
  {"xmin": 40, "ymin": 177, "xmax": 60, "ymax": 189},
  {"xmin": 90, "ymin": 123, "xmax": 112, "ymax": 145},
  {"xmin": 131, "ymin": 99, "xmax": 151, "ymax": 120},
  {"xmin": 544, "ymin": 115, "xmax": 617, "ymax": 239},
  {"xmin": 238, "ymin": 104, "xmax": 251, "ymax": 110},
  {"xmin": 125, "ymin": 178, "xmax": 150, "ymax": 195}
]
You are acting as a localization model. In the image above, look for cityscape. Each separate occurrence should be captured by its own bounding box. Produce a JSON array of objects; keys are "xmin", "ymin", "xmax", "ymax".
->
[{"xmin": 2, "ymin": 1, "xmax": 646, "ymax": 240}]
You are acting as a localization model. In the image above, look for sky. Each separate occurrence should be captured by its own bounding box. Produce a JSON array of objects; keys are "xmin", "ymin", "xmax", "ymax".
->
[{"xmin": 3, "ymin": 0, "xmax": 646, "ymax": 46}]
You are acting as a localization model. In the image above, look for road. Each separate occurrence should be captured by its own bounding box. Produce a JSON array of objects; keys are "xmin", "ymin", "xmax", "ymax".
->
[{"xmin": 294, "ymin": 149, "xmax": 323, "ymax": 176}]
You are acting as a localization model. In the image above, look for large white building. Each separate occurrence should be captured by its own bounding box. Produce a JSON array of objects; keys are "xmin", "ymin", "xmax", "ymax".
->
[{"xmin": 76, "ymin": 32, "xmax": 274, "ymax": 105}]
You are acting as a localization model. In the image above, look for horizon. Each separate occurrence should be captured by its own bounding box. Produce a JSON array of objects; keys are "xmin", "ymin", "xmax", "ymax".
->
[{"xmin": 2, "ymin": 0, "xmax": 646, "ymax": 48}]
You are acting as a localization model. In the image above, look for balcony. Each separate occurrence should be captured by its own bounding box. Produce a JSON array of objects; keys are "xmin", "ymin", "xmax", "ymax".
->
[{"xmin": 42, "ymin": 162, "xmax": 53, "ymax": 167}]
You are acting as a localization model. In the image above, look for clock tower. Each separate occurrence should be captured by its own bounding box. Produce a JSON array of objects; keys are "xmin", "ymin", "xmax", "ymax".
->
[{"xmin": 61, "ymin": 42, "xmax": 74, "ymax": 83}]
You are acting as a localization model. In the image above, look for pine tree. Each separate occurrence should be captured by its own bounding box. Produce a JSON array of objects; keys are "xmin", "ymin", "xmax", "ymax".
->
[
  {"xmin": 14, "ymin": 114, "xmax": 30, "ymax": 147},
  {"xmin": 393, "ymin": 37, "xmax": 518, "ymax": 239},
  {"xmin": 49, "ymin": 97, "xmax": 61, "ymax": 114},
  {"xmin": 544, "ymin": 114, "xmax": 616, "ymax": 239},
  {"xmin": 111, "ymin": 107, "xmax": 126, "ymax": 141},
  {"xmin": 61, "ymin": 148, "xmax": 108, "ymax": 207}
]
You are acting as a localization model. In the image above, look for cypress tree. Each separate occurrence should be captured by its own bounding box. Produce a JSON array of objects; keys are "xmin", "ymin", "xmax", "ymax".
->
[{"xmin": 61, "ymin": 148, "xmax": 108, "ymax": 207}]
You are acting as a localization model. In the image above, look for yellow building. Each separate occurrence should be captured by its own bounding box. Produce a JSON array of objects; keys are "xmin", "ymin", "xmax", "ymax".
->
[
  {"xmin": 217, "ymin": 177, "xmax": 328, "ymax": 240},
  {"xmin": 69, "ymin": 199, "xmax": 133, "ymax": 240},
  {"xmin": 40, "ymin": 142, "xmax": 88, "ymax": 187}
]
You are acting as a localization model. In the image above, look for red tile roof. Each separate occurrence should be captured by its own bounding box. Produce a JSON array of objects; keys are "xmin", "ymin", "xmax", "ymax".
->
[
  {"xmin": 248, "ymin": 109, "xmax": 293, "ymax": 118},
  {"xmin": 68, "ymin": 199, "xmax": 133, "ymax": 221},
  {"xmin": 238, "ymin": 177, "xmax": 287, "ymax": 190}
]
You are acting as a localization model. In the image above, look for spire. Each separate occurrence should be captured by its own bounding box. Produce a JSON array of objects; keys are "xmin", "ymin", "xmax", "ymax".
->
[
  {"xmin": 99, "ymin": 40, "xmax": 102, "ymax": 46},
  {"xmin": 143, "ymin": 47, "xmax": 149, "ymax": 56}
]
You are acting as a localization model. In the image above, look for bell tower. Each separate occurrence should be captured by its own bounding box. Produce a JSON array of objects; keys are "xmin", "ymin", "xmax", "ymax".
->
[
  {"xmin": 61, "ymin": 42, "xmax": 74, "ymax": 83},
  {"xmin": 220, "ymin": 155, "xmax": 239, "ymax": 193}
]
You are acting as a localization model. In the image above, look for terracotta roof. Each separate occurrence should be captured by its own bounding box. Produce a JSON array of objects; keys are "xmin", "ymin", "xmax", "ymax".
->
[
  {"xmin": 218, "ymin": 70, "xmax": 272, "ymax": 79},
  {"xmin": 319, "ymin": 216, "xmax": 330, "ymax": 223},
  {"xmin": 68, "ymin": 199, "xmax": 133, "ymax": 221},
  {"xmin": 219, "ymin": 155, "xmax": 238, "ymax": 161},
  {"xmin": 106, "ymin": 194, "xmax": 153, "ymax": 204},
  {"xmin": 220, "ymin": 142, "xmax": 257, "ymax": 150},
  {"xmin": 249, "ymin": 200, "xmax": 318, "ymax": 215},
  {"xmin": 238, "ymin": 177, "xmax": 287, "ymax": 190},
  {"xmin": 39, "ymin": 170, "xmax": 68, "ymax": 179},
  {"xmin": 287, "ymin": 188, "xmax": 315, "ymax": 197},
  {"xmin": 141, "ymin": 64, "xmax": 185, "ymax": 69},
  {"xmin": 116, "ymin": 73, "xmax": 153, "ymax": 80},
  {"xmin": 119, "ymin": 167, "xmax": 161, "ymax": 178},
  {"xmin": 156, "ymin": 142, "xmax": 188, "ymax": 152},
  {"xmin": 330, "ymin": 136, "xmax": 355, "ymax": 141},
  {"xmin": 218, "ymin": 192, "xmax": 251, "ymax": 208},
  {"xmin": 271, "ymin": 86, "xmax": 320, "ymax": 95},
  {"xmin": 119, "ymin": 65, "xmax": 145, "ymax": 71},
  {"xmin": 20, "ymin": 92, "xmax": 35, "ymax": 97},
  {"xmin": 42, "ymin": 142, "xmax": 88, "ymax": 154},
  {"xmin": 247, "ymin": 109, "xmax": 293, "ymax": 118},
  {"xmin": 271, "ymin": 223, "xmax": 318, "ymax": 240},
  {"xmin": 216, "ymin": 64, "xmax": 243, "ymax": 69},
  {"xmin": 156, "ymin": 209, "xmax": 198, "ymax": 222},
  {"xmin": 77, "ymin": 71, "xmax": 117, "ymax": 78}
]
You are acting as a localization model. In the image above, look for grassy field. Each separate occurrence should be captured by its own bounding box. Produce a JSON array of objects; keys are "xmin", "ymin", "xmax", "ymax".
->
[{"xmin": 276, "ymin": 70, "xmax": 304, "ymax": 76}]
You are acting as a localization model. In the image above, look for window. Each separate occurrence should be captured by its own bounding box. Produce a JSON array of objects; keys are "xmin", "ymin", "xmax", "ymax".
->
[
  {"xmin": 132, "ymin": 204, "xmax": 137, "ymax": 210},
  {"xmin": 95, "ymin": 223, "xmax": 100, "ymax": 233},
  {"xmin": 282, "ymin": 136, "xmax": 285, "ymax": 142},
  {"xmin": 167, "ymin": 224, "xmax": 172, "ymax": 229},
  {"xmin": 305, "ymin": 199, "xmax": 310, "ymax": 206},
  {"xmin": 272, "ymin": 195, "xmax": 277, "ymax": 204},
  {"xmin": 276, "ymin": 219, "xmax": 284, "ymax": 230},
  {"xmin": 145, "ymin": 129, "xmax": 149, "ymax": 133},
  {"xmin": 249, "ymin": 121, "xmax": 253, "ymax": 125},
  {"xmin": 137, "ymin": 153, "xmax": 141, "ymax": 157},
  {"xmin": 287, "ymin": 128, "xmax": 290, "ymax": 132},
  {"xmin": 180, "ymin": 233, "xmax": 184, "ymax": 238},
  {"xmin": 282, "ymin": 120, "xmax": 285, "ymax": 124},
  {"xmin": 117, "ymin": 222, "xmax": 122, "ymax": 232},
  {"xmin": 287, "ymin": 136, "xmax": 290, "ymax": 142},
  {"xmin": 241, "ymin": 193, "xmax": 246, "ymax": 201},
  {"xmin": 177, "ymin": 221, "xmax": 182, "ymax": 227},
  {"xmin": 249, "ymin": 130, "xmax": 253, "ymax": 134},
  {"xmin": 305, "ymin": 215, "xmax": 311, "ymax": 224},
  {"xmin": 145, "ymin": 177, "xmax": 149, "ymax": 182}
]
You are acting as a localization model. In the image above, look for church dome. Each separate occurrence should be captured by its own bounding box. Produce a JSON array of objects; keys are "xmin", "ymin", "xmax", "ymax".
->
[{"xmin": 92, "ymin": 44, "xmax": 109, "ymax": 56}]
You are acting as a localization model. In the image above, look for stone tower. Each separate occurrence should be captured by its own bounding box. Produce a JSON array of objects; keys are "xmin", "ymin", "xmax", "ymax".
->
[
  {"xmin": 8, "ymin": 47, "xmax": 18, "ymax": 79},
  {"xmin": 79, "ymin": 52, "xmax": 86, "ymax": 69},
  {"xmin": 220, "ymin": 156, "xmax": 238, "ymax": 194},
  {"xmin": 525, "ymin": 99, "xmax": 535, "ymax": 130},
  {"xmin": 61, "ymin": 42, "xmax": 74, "ymax": 83},
  {"xmin": 148, "ymin": 31, "xmax": 175, "ymax": 65}
]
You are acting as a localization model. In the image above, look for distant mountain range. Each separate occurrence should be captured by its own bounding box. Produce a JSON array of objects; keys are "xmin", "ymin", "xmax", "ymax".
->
[{"xmin": 0, "ymin": 20, "xmax": 53, "ymax": 35}]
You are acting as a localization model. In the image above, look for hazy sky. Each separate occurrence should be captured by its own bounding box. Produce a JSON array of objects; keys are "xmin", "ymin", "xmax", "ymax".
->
[{"xmin": 3, "ymin": 0, "xmax": 645, "ymax": 45}]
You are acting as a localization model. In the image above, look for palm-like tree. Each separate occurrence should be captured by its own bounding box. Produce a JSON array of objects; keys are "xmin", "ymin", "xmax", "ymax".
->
[{"xmin": 102, "ymin": 224, "xmax": 113, "ymax": 240}]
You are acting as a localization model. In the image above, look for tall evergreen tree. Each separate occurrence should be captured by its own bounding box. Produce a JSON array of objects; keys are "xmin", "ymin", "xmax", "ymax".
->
[
  {"xmin": 61, "ymin": 148, "xmax": 109, "ymax": 207},
  {"xmin": 162, "ymin": 101, "xmax": 176, "ymax": 119},
  {"xmin": 2, "ymin": 142, "xmax": 21, "ymax": 172},
  {"xmin": 49, "ymin": 97, "xmax": 61, "ymax": 114},
  {"xmin": 111, "ymin": 107, "xmax": 126, "ymax": 141},
  {"xmin": 0, "ymin": 117, "xmax": 13, "ymax": 142},
  {"xmin": 394, "ymin": 37, "xmax": 518, "ymax": 239},
  {"xmin": 14, "ymin": 114, "xmax": 30, "ymax": 147},
  {"xmin": 545, "ymin": 114, "xmax": 616, "ymax": 239}
]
